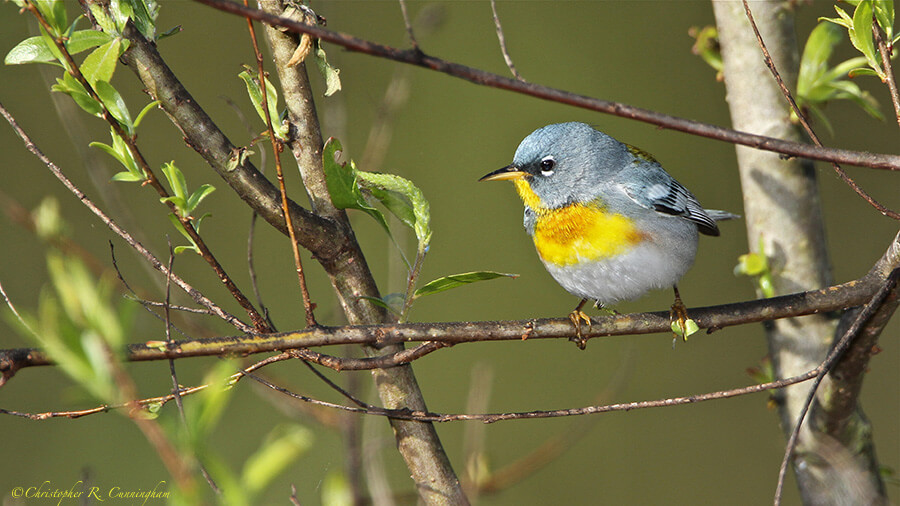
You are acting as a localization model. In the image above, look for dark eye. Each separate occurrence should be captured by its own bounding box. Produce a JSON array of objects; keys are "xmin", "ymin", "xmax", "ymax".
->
[{"xmin": 539, "ymin": 156, "xmax": 555, "ymax": 175}]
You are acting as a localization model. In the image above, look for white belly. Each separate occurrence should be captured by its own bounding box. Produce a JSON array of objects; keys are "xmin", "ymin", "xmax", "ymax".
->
[{"xmin": 541, "ymin": 236, "xmax": 697, "ymax": 304}]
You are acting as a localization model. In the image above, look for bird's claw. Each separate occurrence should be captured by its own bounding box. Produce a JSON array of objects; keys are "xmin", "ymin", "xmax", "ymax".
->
[{"xmin": 569, "ymin": 309, "xmax": 592, "ymax": 350}]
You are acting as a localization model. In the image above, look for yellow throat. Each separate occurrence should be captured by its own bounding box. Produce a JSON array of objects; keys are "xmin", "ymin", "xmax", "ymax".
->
[{"xmin": 514, "ymin": 179, "xmax": 644, "ymax": 267}]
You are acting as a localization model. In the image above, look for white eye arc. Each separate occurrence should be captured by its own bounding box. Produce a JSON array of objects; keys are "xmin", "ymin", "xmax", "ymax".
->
[{"xmin": 539, "ymin": 156, "xmax": 556, "ymax": 175}]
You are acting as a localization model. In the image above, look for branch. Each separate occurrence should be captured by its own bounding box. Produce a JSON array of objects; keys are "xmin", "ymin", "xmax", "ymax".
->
[
  {"xmin": 24, "ymin": 1, "xmax": 272, "ymax": 330},
  {"xmin": 0, "ymin": 101, "xmax": 254, "ymax": 336},
  {"xmin": 191, "ymin": 0, "xmax": 900, "ymax": 171},
  {"xmin": 740, "ymin": 0, "xmax": 899, "ymax": 219},
  {"xmin": 108, "ymin": 15, "xmax": 345, "ymax": 263},
  {"xmin": 2, "ymin": 254, "xmax": 895, "ymax": 377}
]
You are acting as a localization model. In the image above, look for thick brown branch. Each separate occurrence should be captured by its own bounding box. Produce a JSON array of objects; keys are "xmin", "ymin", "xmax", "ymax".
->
[
  {"xmin": 109, "ymin": 18, "xmax": 345, "ymax": 262},
  {"xmin": 192, "ymin": 0, "xmax": 900, "ymax": 171}
]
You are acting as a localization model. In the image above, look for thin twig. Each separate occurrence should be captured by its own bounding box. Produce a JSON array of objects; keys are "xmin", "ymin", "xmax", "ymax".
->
[
  {"xmin": 772, "ymin": 267, "xmax": 900, "ymax": 506},
  {"xmin": 22, "ymin": 0, "xmax": 273, "ymax": 330},
  {"xmin": 192, "ymin": 0, "xmax": 900, "ymax": 171},
  {"xmin": 239, "ymin": 363, "xmax": 820, "ymax": 423},
  {"xmin": 0, "ymin": 352, "xmax": 294, "ymax": 420},
  {"xmin": 0, "ymin": 100, "xmax": 254, "ymax": 334},
  {"xmin": 243, "ymin": 0, "xmax": 317, "ymax": 328},
  {"xmin": 220, "ymin": 95, "xmax": 274, "ymax": 328},
  {"xmin": 162, "ymin": 243, "xmax": 220, "ymax": 494},
  {"xmin": 490, "ymin": 0, "xmax": 524, "ymax": 81},
  {"xmin": 398, "ymin": 0, "xmax": 420, "ymax": 51},
  {"xmin": 741, "ymin": 0, "xmax": 900, "ymax": 220},
  {"xmin": 872, "ymin": 22, "xmax": 900, "ymax": 128}
]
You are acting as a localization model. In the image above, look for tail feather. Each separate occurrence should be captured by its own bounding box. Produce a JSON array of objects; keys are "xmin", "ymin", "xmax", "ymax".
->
[{"xmin": 706, "ymin": 209, "xmax": 741, "ymax": 222}]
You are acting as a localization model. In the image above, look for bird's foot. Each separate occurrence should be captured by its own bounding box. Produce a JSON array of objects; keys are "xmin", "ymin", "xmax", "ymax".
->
[
  {"xmin": 569, "ymin": 309, "xmax": 592, "ymax": 350},
  {"xmin": 669, "ymin": 285, "xmax": 698, "ymax": 344}
]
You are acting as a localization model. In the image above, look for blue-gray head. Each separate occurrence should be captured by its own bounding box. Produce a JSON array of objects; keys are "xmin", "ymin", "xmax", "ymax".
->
[{"xmin": 480, "ymin": 122, "xmax": 629, "ymax": 209}]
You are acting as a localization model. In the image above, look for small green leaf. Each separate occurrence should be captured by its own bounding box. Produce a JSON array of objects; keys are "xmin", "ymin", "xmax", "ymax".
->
[
  {"xmin": 32, "ymin": 197, "xmax": 67, "ymax": 240},
  {"xmin": 689, "ymin": 25, "xmax": 723, "ymax": 80},
  {"xmin": 34, "ymin": 0, "xmax": 68, "ymax": 36},
  {"xmin": 849, "ymin": 67, "xmax": 881, "ymax": 77},
  {"xmin": 158, "ymin": 25, "xmax": 183, "ymax": 41},
  {"xmin": 322, "ymin": 138, "xmax": 392, "ymax": 235},
  {"xmin": 850, "ymin": 1, "xmax": 883, "ymax": 76},
  {"xmin": 5, "ymin": 36, "xmax": 57, "ymax": 65},
  {"xmin": 66, "ymin": 30, "xmax": 114, "ymax": 55},
  {"xmin": 80, "ymin": 38, "xmax": 122, "ymax": 86},
  {"xmin": 92, "ymin": 127, "xmax": 144, "ymax": 181},
  {"xmin": 414, "ymin": 271, "xmax": 518, "ymax": 298},
  {"xmin": 88, "ymin": 3, "xmax": 117, "ymax": 34},
  {"xmin": 186, "ymin": 184, "xmax": 216, "ymax": 214},
  {"xmin": 873, "ymin": 0, "xmax": 895, "ymax": 43},
  {"xmin": 321, "ymin": 471, "xmax": 353, "ymax": 506},
  {"xmin": 95, "ymin": 80, "xmax": 133, "ymax": 132},
  {"xmin": 133, "ymin": 99, "xmax": 159, "ymax": 128},
  {"xmin": 671, "ymin": 318, "xmax": 700, "ymax": 340},
  {"xmin": 313, "ymin": 40, "xmax": 341, "ymax": 96},
  {"xmin": 52, "ymin": 72, "xmax": 103, "ymax": 117},
  {"xmin": 357, "ymin": 294, "xmax": 404, "ymax": 316},
  {"xmin": 357, "ymin": 171, "xmax": 432, "ymax": 248},
  {"xmin": 241, "ymin": 425, "xmax": 313, "ymax": 497},
  {"xmin": 167, "ymin": 213, "xmax": 199, "ymax": 254},
  {"xmin": 238, "ymin": 67, "xmax": 287, "ymax": 139},
  {"xmin": 160, "ymin": 161, "xmax": 189, "ymax": 208},
  {"xmin": 126, "ymin": 0, "xmax": 159, "ymax": 39}
]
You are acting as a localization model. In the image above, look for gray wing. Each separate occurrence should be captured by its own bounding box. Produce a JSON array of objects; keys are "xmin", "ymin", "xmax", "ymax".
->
[{"xmin": 619, "ymin": 168, "xmax": 722, "ymax": 236}]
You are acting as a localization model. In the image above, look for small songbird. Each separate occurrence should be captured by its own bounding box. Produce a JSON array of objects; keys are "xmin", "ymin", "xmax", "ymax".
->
[{"xmin": 480, "ymin": 122, "xmax": 738, "ymax": 348}]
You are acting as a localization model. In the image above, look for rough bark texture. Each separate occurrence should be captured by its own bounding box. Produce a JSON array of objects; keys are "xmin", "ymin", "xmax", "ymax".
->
[
  {"xmin": 712, "ymin": 2, "xmax": 886, "ymax": 504},
  {"xmin": 257, "ymin": 2, "xmax": 468, "ymax": 504}
]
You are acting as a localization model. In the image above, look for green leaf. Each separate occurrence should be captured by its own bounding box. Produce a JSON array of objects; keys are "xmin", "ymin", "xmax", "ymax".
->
[
  {"xmin": 313, "ymin": 40, "xmax": 342, "ymax": 96},
  {"xmin": 133, "ymin": 99, "xmax": 159, "ymax": 128},
  {"xmin": 357, "ymin": 171, "xmax": 432, "ymax": 248},
  {"xmin": 671, "ymin": 318, "xmax": 700, "ymax": 340},
  {"xmin": 167, "ymin": 213, "xmax": 199, "ymax": 254},
  {"xmin": 92, "ymin": 126, "xmax": 143, "ymax": 181},
  {"xmin": 161, "ymin": 161, "xmax": 188, "ymax": 203},
  {"xmin": 689, "ymin": 25, "xmax": 723, "ymax": 79},
  {"xmin": 52, "ymin": 72, "xmax": 102, "ymax": 117},
  {"xmin": 322, "ymin": 471, "xmax": 353, "ymax": 506},
  {"xmin": 80, "ymin": 38, "xmax": 123, "ymax": 86},
  {"xmin": 357, "ymin": 294, "xmax": 404, "ymax": 316},
  {"xmin": 187, "ymin": 360, "xmax": 237, "ymax": 437},
  {"xmin": 237, "ymin": 67, "xmax": 288, "ymax": 139},
  {"xmin": 186, "ymin": 184, "xmax": 216, "ymax": 214},
  {"xmin": 32, "ymin": 197, "xmax": 67, "ymax": 240},
  {"xmin": 88, "ymin": 3, "xmax": 117, "ymax": 33},
  {"xmin": 322, "ymin": 138, "xmax": 392, "ymax": 235},
  {"xmin": 849, "ymin": 67, "xmax": 881, "ymax": 77},
  {"xmin": 158, "ymin": 25, "xmax": 183, "ymax": 41},
  {"xmin": 241, "ymin": 425, "xmax": 313, "ymax": 498},
  {"xmin": 38, "ymin": 26, "xmax": 65, "ymax": 68},
  {"xmin": 850, "ymin": 1, "xmax": 883, "ymax": 76},
  {"xmin": 95, "ymin": 80, "xmax": 133, "ymax": 132},
  {"xmin": 873, "ymin": 0, "xmax": 895, "ymax": 43},
  {"xmin": 798, "ymin": 23, "xmax": 842, "ymax": 97},
  {"xmin": 5, "ymin": 36, "xmax": 58, "ymax": 65},
  {"xmin": 414, "ymin": 271, "xmax": 518, "ymax": 298},
  {"xmin": 124, "ymin": 0, "xmax": 159, "ymax": 39},
  {"xmin": 34, "ymin": 0, "xmax": 68, "ymax": 36}
]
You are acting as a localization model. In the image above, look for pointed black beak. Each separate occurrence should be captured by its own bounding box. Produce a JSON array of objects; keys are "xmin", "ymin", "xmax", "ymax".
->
[{"xmin": 479, "ymin": 164, "xmax": 528, "ymax": 182}]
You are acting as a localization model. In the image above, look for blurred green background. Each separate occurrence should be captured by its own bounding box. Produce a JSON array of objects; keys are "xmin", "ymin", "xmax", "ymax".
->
[{"xmin": 1, "ymin": 1, "xmax": 897, "ymax": 504}]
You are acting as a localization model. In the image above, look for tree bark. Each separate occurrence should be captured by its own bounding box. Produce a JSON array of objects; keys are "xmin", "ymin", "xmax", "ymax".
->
[{"xmin": 712, "ymin": 2, "xmax": 887, "ymax": 504}]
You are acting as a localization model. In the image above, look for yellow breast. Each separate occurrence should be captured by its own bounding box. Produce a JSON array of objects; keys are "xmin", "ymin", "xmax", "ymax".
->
[{"xmin": 515, "ymin": 179, "xmax": 644, "ymax": 267}]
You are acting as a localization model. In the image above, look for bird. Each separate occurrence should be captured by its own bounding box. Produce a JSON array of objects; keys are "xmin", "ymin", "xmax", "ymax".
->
[{"xmin": 479, "ymin": 122, "xmax": 738, "ymax": 349}]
